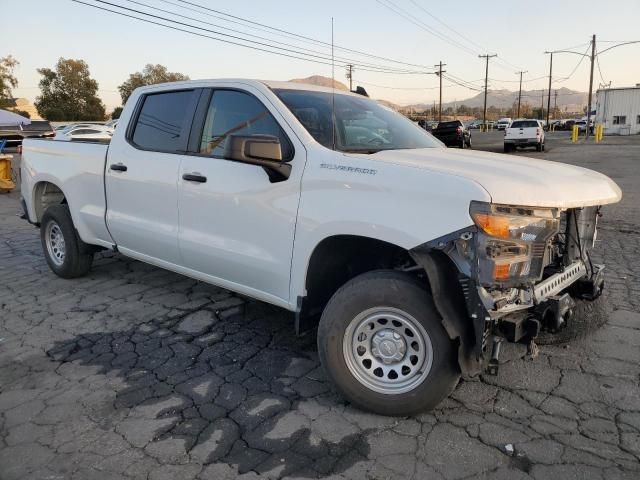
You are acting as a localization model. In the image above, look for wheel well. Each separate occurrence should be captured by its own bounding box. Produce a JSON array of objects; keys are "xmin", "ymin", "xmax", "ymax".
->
[
  {"xmin": 300, "ymin": 235, "xmax": 418, "ymax": 328},
  {"xmin": 33, "ymin": 181, "xmax": 66, "ymax": 223}
]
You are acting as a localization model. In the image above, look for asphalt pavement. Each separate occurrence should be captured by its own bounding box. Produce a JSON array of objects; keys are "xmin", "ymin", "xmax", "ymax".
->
[{"xmin": 1, "ymin": 133, "xmax": 639, "ymax": 479}]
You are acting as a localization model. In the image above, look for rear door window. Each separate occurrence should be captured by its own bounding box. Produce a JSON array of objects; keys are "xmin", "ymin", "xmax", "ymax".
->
[{"xmin": 131, "ymin": 90, "xmax": 196, "ymax": 153}]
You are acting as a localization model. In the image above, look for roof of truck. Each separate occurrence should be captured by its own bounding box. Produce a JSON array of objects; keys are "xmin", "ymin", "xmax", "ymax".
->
[{"xmin": 134, "ymin": 79, "xmax": 359, "ymax": 97}]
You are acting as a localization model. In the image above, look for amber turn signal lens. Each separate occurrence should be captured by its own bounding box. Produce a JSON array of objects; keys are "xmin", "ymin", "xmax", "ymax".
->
[
  {"xmin": 471, "ymin": 213, "xmax": 510, "ymax": 239},
  {"xmin": 493, "ymin": 263, "xmax": 511, "ymax": 281}
]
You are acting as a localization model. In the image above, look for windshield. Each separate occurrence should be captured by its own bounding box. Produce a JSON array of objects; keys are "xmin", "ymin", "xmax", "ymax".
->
[{"xmin": 274, "ymin": 89, "xmax": 442, "ymax": 153}]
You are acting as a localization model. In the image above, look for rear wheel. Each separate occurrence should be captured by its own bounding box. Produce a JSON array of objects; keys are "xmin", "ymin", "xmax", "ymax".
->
[
  {"xmin": 317, "ymin": 270, "xmax": 460, "ymax": 416},
  {"xmin": 536, "ymin": 141, "xmax": 543, "ymax": 152},
  {"xmin": 504, "ymin": 143, "xmax": 512, "ymax": 153},
  {"xmin": 41, "ymin": 205, "xmax": 93, "ymax": 278}
]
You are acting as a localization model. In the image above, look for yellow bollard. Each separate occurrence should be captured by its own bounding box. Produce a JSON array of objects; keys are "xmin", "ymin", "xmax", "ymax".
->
[
  {"xmin": 0, "ymin": 154, "xmax": 16, "ymax": 193},
  {"xmin": 571, "ymin": 125, "xmax": 578, "ymax": 143}
]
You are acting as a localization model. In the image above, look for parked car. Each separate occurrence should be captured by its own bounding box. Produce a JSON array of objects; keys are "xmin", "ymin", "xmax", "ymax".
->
[
  {"xmin": 504, "ymin": 119, "xmax": 545, "ymax": 152},
  {"xmin": 0, "ymin": 121, "xmax": 55, "ymax": 147},
  {"xmin": 467, "ymin": 120, "xmax": 482, "ymax": 129},
  {"xmin": 54, "ymin": 125, "xmax": 113, "ymax": 142},
  {"xmin": 431, "ymin": 120, "xmax": 471, "ymax": 148},
  {"xmin": 495, "ymin": 118, "xmax": 512, "ymax": 131},
  {"xmin": 20, "ymin": 79, "xmax": 622, "ymax": 416},
  {"xmin": 575, "ymin": 119, "xmax": 594, "ymax": 134}
]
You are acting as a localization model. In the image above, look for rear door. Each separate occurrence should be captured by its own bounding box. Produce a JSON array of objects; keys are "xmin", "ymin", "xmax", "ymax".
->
[
  {"xmin": 177, "ymin": 87, "xmax": 304, "ymax": 304},
  {"xmin": 105, "ymin": 88, "xmax": 200, "ymax": 265}
]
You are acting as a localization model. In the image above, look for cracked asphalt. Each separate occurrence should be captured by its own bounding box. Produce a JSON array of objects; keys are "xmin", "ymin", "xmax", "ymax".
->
[{"xmin": 1, "ymin": 132, "xmax": 639, "ymax": 479}]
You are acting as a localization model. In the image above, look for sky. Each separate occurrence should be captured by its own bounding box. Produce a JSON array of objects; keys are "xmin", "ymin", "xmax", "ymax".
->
[{"xmin": 3, "ymin": 0, "xmax": 640, "ymax": 112}]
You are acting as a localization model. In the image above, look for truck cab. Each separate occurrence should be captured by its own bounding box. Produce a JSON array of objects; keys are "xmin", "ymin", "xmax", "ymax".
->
[{"xmin": 20, "ymin": 79, "xmax": 622, "ymax": 415}]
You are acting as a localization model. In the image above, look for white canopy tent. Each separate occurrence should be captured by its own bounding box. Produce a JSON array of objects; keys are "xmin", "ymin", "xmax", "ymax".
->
[{"xmin": 0, "ymin": 109, "xmax": 31, "ymax": 126}]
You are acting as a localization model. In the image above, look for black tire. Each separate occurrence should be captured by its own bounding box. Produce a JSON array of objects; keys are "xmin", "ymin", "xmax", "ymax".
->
[
  {"xmin": 536, "ymin": 295, "xmax": 607, "ymax": 345},
  {"xmin": 504, "ymin": 144, "xmax": 511, "ymax": 153},
  {"xmin": 40, "ymin": 204, "xmax": 93, "ymax": 279},
  {"xmin": 317, "ymin": 270, "xmax": 460, "ymax": 416},
  {"xmin": 541, "ymin": 142, "xmax": 545, "ymax": 152},
  {"xmin": 536, "ymin": 141, "xmax": 542, "ymax": 152},
  {"xmin": 467, "ymin": 137, "xmax": 472, "ymax": 149},
  {"xmin": 459, "ymin": 139, "xmax": 465, "ymax": 149}
]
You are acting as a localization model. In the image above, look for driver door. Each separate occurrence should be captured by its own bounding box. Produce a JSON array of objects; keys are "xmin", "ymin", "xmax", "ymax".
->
[{"xmin": 177, "ymin": 87, "xmax": 305, "ymax": 305}]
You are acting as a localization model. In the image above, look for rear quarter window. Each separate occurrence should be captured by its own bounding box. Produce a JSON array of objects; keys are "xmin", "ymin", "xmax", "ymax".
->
[{"xmin": 131, "ymin": 90, "xmax": 196, "ymax": 153}]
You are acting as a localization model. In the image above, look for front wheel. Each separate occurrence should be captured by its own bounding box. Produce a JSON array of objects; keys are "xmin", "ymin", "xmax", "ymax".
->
[
  {"xmin": 40, "ymin": 204, "xmax": 94, "ymax": 278},
  {"xmin": 317, "ymin": 270, "xmax": 460, "ymax": 416}
]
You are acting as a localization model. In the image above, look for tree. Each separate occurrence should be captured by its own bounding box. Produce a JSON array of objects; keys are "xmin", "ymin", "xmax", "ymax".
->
[
  {"xmin": 118, "ymin": 64, "xmax": 189, "ymax": 105},
  {"xmin": 0, "ymin": 55, "xmax": 19, "ymax": 108},
  {"xmin": 111, "ymin": 106, "xmax": 123, "ymax": 120},
  {"xmin": 35, "ymin": 58, "xmax": 106, "ymax": 121}
]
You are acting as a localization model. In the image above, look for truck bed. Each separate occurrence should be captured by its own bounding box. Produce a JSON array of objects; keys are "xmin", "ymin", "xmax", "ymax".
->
[{"xmin": 21, "ymin": 138, "xmax": 113, "ymax": 247}]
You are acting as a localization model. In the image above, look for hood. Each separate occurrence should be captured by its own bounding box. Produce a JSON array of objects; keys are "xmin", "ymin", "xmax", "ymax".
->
[{"xmin": 366, "ymin": 148, "xmax": 622, "ymax": 209}]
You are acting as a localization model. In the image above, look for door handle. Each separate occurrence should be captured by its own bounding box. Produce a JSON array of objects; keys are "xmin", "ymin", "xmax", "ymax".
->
[
  {"xmin": 182, "ymin": 173, "xmax": 207, "ymax": 183},
  {"xmin": 110, "ymin": 163, "xmax": 127, "ymax": 172}
]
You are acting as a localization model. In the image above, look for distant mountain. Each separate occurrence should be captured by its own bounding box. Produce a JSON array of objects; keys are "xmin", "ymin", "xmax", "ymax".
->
[
  {"xmin": 288, "ymin": 75, "xmax": 349, "ymax": 91},
  {"xmin": 406, "ymin": 87, "xmax": 588, "ymax": 112}
]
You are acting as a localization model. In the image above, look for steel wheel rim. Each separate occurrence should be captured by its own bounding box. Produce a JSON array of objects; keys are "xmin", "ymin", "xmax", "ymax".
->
[
  {"xmin": 45, "ymin": 221, "xmax": 66, "ymax": 266},
  {"xmin": 343, "ymin": 307, "xmax": 433, "ymax": 395}
]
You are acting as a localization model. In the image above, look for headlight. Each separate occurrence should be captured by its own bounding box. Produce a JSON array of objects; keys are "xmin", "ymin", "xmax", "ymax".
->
[
  {"xmin": 470, "ymin": 202, "xmax": 559, "ymax": 242},
  {"xmin": 469, "ymin": 202, "xmax": 560, "ymax": 285}
]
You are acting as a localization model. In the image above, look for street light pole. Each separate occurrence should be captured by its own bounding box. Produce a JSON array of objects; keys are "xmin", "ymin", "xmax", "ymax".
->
[
  {"xmin": 479, "ymin": 54, "xmax": 497, "ymax": 129},
  {"xmin": 544, "ymin": 52, "xmax": 553, "ymax": 126},
  {"xmin": 516, "ymin": 70, "xmax": 527, "ymax": 118},
  {"xmin": 586, "ymin": 34, "xmax": 596, "ymax": 138}
]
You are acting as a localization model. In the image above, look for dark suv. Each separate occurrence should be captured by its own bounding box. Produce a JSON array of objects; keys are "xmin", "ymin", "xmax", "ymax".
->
[{"xmin": 431, "ymin": 120, "xmax": 472, "ymax": 148}]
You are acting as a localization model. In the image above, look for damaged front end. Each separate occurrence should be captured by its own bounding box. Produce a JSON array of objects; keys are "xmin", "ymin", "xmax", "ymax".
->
[{"xmin": 411, "ymin": 202, "xmax": 605, "ymax": 376}]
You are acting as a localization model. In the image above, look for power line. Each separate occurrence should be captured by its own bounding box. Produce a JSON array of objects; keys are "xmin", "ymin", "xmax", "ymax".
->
[
  {"xmin": 121, "ymin": 0, "xmax": 427, "ymax": 73},
  {"xmin": 595, "ymin": 53, "xmax": 606, "ymax": 85},
  {"xmin": 356, "ymin": 80, "xmax": 443, "ymax": 90},
  {"xmin": 78, "ymin": 0, "xmax": 430, "ymax": 75},
  {"xmin": 442, "ymin": 73, "xmax": 483, "ymax": 92},
  {"xmin": 553, "ymin": 45, "xmax": 591, "ymax": 83},
  {"xmin": 375, "ymin": 0, "xmax": 479, "ymax": 57},
  {"xmin": 407, "ymin": 0, "xmax": 526, "ymax": 72},
  {"xmin": 72, "ymin": 0, "xmax": 346, "ymax": 69},
  {"xmin": 167, "ymin": 0, "xmax": 434, "ymax": 70}
]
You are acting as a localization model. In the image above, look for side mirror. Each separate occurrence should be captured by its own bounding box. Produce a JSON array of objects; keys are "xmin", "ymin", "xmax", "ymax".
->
[{"xmin": 224, "ymin": 134, "xmax": 291, "ymax": 181}]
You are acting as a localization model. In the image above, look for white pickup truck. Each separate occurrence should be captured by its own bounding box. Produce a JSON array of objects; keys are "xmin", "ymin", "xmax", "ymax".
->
[
  {"xmin": 20, "ymin": 79, "xmax": 621, "ymax": 415},
  {"xmin": 504, "ymin": 119, "xmax": 545, "ymax": 152}
]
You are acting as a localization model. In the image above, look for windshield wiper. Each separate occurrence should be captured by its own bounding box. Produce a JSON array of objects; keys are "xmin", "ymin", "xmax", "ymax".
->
[{"xmin": 341, "ymin": 148, "xmax": 384, "ymax": 154}]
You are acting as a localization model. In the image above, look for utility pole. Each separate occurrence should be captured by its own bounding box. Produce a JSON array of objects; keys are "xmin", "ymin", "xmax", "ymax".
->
[
  {"xmin": 435, "ymin": 61, "xmax": 447, "ymax": 121},
  {"xmin": 586, "ymin": 34, "xmax": 596, "ymax": 138},
  {"xmin": 540, "ymin": 89, "xmax": 544, "ymax": 120},
  {"xmin": 479, "ymin": 54, "xmax": 497, "ymax": 129},
  {"xmin": 544, "ymin": 51, "xmax": 553, "ymax": 125},
  {"xmin": 516, "ymin": 70, "xmax": 527, "ymax": 118},
  {"xmin": 346, "ymin": 64, "xmax": 354, "ymax": 91},
  {"xmin": 554, "ymin": 90, "xmax": 558, "ymax": 111}
]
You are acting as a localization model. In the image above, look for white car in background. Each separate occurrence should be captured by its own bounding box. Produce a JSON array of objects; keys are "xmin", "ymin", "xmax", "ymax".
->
[
  {"xmin": 496, "ymin": 118, "xmax": 512, "ymax": 131},
  {"xmin": 504, "ymin": 119, "xmax": 545, "ymax": 152},
  {"xmin": 54, "ymin": 125, "xmax": 113, "ymax": 142}
]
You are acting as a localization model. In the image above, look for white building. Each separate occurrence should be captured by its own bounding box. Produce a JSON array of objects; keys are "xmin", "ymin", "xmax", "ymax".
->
[{"xmin": 595, "ymin": 86, "xmax": 640, "ymax": 135}]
